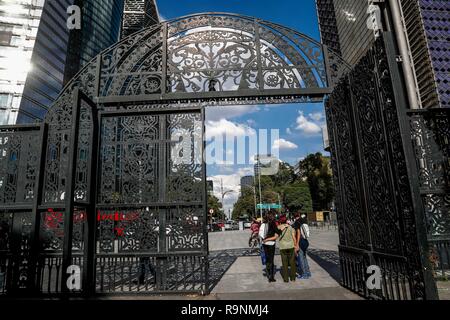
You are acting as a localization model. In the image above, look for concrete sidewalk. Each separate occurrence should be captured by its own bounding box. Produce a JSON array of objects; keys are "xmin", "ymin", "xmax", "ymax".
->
[
  {"xmin": 206, "ymin": 229, "xmax": 361, "ymax": 300},
  {"xmin": 210, "ymin": 255, "xmax": 361, "ymax": 300}
]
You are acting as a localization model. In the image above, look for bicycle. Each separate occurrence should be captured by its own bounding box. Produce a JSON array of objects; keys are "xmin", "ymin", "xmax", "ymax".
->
[{"xmin": 248, "ymin": 231, "xmax": 260, "ymax": 253}]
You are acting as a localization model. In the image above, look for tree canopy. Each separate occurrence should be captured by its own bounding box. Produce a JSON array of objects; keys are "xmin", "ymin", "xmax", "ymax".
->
[
  {"xmin": 207, "ymin": 195, "xmax": 224, "ymax": 219},
  {"xmin": 232, "ymin": 161, "xmax": 315, "ymax": 219},
  {"xmin": 297, "ymin": 153, "xmax": 334, "ymax": 211}
]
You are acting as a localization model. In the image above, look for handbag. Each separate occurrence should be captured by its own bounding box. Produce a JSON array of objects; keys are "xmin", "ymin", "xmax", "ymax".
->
[{"xmin": 300, "ymin": 224, "xmax": 309, "ymax": 252}]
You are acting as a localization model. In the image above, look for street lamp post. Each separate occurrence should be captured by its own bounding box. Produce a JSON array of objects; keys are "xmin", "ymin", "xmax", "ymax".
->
[{"xmin": 219, "ymin": 178, "xmax": 236, "ymax": 221}]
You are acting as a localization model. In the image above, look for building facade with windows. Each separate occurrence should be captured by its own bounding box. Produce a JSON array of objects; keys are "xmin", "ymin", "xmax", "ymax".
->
[
  {"xmin": 0, "ymin": 0, "xmax": 47, "ymax": 124},
  {"xmin": 315, "ymin": 0, "xmax": 449, "ymax": 109},
  {"xmin": 1, "ymin": 0, "xmax": 160, "ymax": 125},
  {"xmin": 14, "ymin": 0, "xmax": 127, "ymax": 124},
  {"xmin": 240, "ymin": 175, "xmax": 253, "ymax": 196},
  {"xmin": 121, "ymin": 0, "xmax": 160, "ymax": 39}
]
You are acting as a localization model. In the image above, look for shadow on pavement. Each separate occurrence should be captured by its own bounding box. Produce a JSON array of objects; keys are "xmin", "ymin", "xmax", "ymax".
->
[
  {"xmin": 307, "ymin": 249, "xmax": 342, "ymax": 283},
  {"xmin": 207, "ymin": 248, "xmax": 260, "ymax": 292}
]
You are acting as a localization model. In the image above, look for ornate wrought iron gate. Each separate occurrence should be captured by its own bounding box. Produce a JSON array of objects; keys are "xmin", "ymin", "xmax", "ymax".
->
[
  {"xmin": 0, "ymin": 13, "xmax": 445, "ymax": 299},
  {"xmin": 94, "ymin": 108, "xmax": 208, "ymax": 294},
  {"xmin": 325, "ymin": 33, "xmax": 446, "ymax": 300}
]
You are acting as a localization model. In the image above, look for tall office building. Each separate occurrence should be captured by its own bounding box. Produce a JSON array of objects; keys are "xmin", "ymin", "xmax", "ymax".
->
[
  {"xmin": 399, "ymin": 0, "xmax": 449, "ymax": 108},
  {"xmin": 240, "ymin": 176, "xmax": 253, "ymax": 196},
  {"xmin": 121, "ymin": 0, "xmax": 159, "ymax": 39},
  {"xmin": 0, "ymin": 0, "xmax": 47, "ymax": 124},
  {"xmin": 315, "ymin": 0, "xmax": 450, "ymax": 108},
  {"xmin": 63, "ymin": 0, "xmax": 125, "ymax": 84},
  {"xmin": 1, "ymin": 0, "xmax": 159, "ymax": 125},
  {"xmin": 11, "ymin": 0, "xmax": 126, "ymax": 124},
  {"xmin": 315, "ymin": 0, "xmax": 342, "ymax": 55}
]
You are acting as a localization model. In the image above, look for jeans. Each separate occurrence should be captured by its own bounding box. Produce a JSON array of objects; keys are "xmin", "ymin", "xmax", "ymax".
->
[
  {"xmin": 297, "ymin": 241, "xmax": 311, "ymax": 277},
  {"xmin": 263, "ymin": 244, "xmax": 276, "ymax": 280},
  {"xmin": 280, "ymin": 248, "xmax": 296, "ymax": 282},
  {"xmin": 260, "ymin": 244, "xmax": 266, "ymax": 265}
]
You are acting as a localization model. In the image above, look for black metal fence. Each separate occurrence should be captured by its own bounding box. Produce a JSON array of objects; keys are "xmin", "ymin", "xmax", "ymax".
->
[
  {"xmin": 408, "ymin": 109, "xmax": 450, "ymax": 280},
  {"xmin": 0, "ymin": 92, "xmax": 209, "ymax": 297}
]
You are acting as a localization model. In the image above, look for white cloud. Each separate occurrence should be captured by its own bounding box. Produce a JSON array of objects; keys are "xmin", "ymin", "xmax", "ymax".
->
[
  {"xmin": 272, "ymin": 138, "xmax": 298, "ymax": 150},
  {"xmin": 286, "ymin": 127, "xmax": 292, "ymax": 135},
  {"xmin": 206, "ymin": 105, "xmax": 259, "ymax": 121},
  {"xmin": 206, "ymin": 119, "xmax": 256, "ymax": 140},
  {"xmin": 295, "ymin": 111, "xmax": 322, "ymax": 135},
  {"xmin": 309, "ymin": 112, "xmax": 324, "ymax": 122}
]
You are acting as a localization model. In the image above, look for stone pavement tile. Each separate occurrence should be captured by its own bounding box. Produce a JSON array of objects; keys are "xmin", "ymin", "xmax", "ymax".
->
[
  {"xmin": 437, "ymin": 281, "xmax": 450, "ymax": 300},
  {"xmin": 212, "ymin": 287, "xmax": 362, "ymax": 300},
  {"xmin": 211, "ymin": 255, "xmax": 340, "ymax": 294}
]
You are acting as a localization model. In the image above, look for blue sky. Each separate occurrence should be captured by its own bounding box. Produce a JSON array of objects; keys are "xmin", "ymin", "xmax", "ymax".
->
[{"xmin": 156, "ymin": 0, "xmax": 327, "ymax": 213}]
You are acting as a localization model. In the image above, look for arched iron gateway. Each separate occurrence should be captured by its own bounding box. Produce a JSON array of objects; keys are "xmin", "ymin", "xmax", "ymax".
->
[{"xmin": 0, "ymin": 13, "xmax": 445, "ymax": 299}]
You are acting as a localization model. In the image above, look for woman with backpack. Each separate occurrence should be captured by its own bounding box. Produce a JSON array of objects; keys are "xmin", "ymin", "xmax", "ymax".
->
[
  {"xmin": 294, "ymin": 213, "xmax": 311, "ymax": 279},
  {"xmin": 276, "ymin": 214, "xmax": 297, "ymax": 282}
]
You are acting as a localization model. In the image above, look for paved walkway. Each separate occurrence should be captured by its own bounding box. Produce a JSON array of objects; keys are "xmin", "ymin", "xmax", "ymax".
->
[{"xmin": 207, "ymin": 228, "xmax": 361, "ymax": 300}]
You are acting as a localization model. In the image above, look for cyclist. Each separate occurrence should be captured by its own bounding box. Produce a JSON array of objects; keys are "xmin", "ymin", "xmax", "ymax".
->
[{"xmin": 248, "ymin": 218, "xmax": 261, "ymax": 247}]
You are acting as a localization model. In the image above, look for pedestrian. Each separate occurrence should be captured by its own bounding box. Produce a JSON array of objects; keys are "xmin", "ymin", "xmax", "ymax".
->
[
  {"xmin": 277, "ymin": 214, "xmax": 297, "ymax": 282},
  {"xmin": 258, "ymin": 215, "xmax": 268, "ymax": 267},
  {"xmin": 293, "ymin": 213, "xmax": 311, "ymax": 279},
  {"xmin": 261, "ymin": 210, "xmax": 281, "ymax": 282}
]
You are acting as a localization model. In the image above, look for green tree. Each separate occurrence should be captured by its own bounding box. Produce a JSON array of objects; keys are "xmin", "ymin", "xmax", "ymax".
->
[
  {"xmin": 232, "ymin": 188, "xmax": 256, "ymax": 220},
  {"xmin": 279, "ymin": 181, "xmax": 313, "ymax": 213},
  {"xmin": 298, "ymin": 153, "xmax": 334, "ymax": 211},
  {"xmin": 271, "ymin": 162, "xmax": 296, "ymax": 186},
  {"xmin": 207, "ymin": 195, "xmax": 223, "ymax": 219}
]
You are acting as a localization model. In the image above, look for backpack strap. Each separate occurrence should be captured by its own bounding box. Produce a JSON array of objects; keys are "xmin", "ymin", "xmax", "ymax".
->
[{"xmin": 278, "ymin": 226, "xmax": 289, "ymax": 241}]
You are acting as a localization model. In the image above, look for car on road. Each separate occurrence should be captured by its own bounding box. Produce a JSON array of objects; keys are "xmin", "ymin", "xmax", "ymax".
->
[
  {"xmin": 224, "ymin": 220, "xmax": 239, "ymax": 231},
  {"xmin": 224, "ymin": 220, "xmax": 234, "ymax": 230},
  {"xmin": 243, "ymin": 221, "xmax": 252, "ymax": 229},
  {"xmin": 211, "ymin": 221, "xmax": 225, "ymax": 232}
]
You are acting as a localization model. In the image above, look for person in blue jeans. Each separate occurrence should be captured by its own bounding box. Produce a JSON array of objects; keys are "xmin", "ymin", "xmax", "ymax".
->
[{"xmin": 292, "ymin": 213, "xmax": 311, "ymax": 279}]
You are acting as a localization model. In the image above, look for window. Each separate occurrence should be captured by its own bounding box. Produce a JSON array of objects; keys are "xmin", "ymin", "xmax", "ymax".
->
[
  {"xmin": 0, "ymin": 94, "xmax": 9, "ymax": 107},
  {"xmin": 0, "ymin": 31, "xmax": 12, "ymax": 46}
]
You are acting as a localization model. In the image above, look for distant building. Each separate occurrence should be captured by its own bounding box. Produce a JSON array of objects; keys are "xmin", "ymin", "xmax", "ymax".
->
[
  {"xmin": 207, "ymin": 180, "xmax": 214, "ymax": 196},
  {"xmin": 240, "ymin": 176, "xmax": 253, "ymax": 195},
  {"xmin": 294, "ymin": 162, "xmax": 307, "ymax": 181}
]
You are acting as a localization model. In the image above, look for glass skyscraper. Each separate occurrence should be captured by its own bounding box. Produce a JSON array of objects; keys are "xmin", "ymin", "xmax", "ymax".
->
[
  {"xmin": 0, "ymin": 0, "xmax": 160, "ymax": 124},
  {"xmin": 315, "ymin": 0, "xmax": 450, "ymax": 109},
  {"xmin": 121, "ymin": 0, "xmax": 160, "ymax": 39},
  {"xmin": 11, "ymin": 0, "xmax": 126, "ymax": 124},
  {"xmin": 63, "ymin": 0, "xmax": 125, "ymax": 84},
  {"xmin": 0, "ymin": 0, "xmax": 47, "ymax": 124}
]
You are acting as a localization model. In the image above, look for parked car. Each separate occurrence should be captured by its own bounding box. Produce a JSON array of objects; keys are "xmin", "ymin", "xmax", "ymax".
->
[
  {"xmin": 211, "ymin": 221, "xmax": 225, "ymax": 232},
  {"xmin": 224, "ymin": 220, "xmax": 234, "ymax": 230}
]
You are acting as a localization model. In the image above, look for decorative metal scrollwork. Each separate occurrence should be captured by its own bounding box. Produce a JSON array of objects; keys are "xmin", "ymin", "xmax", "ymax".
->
[
  {"xmin": 326, "ymin": 35, "xmax": 429, "ymax": 299},
  {"xmin": 0, "ymin": 130, "xmax": 40, "ymax": 204}
]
